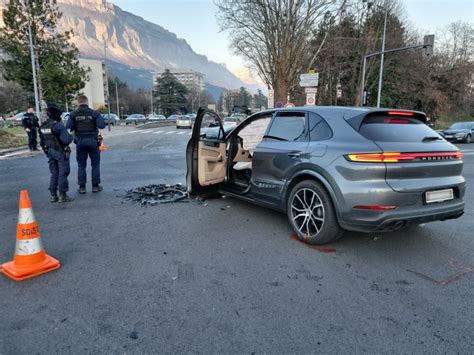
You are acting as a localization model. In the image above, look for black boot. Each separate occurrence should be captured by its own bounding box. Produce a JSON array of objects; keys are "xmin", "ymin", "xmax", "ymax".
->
[
  {"xmin": 58, "ymin": 193, "xmax": 74, "ymax": 203},
  {"xmin": 92, "ymin": 185, "xmax": 103, "ymax": 193},
  {"xmin": 50, "ymin": 194, "xmax": 58, "ymax": 203},
  {"xmin": 78, "ymin": 185, "xmax": 86, "ymax": 194}
]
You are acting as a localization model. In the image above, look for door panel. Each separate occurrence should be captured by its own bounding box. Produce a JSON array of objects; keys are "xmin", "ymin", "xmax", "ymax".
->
[
  {"xmin": 251, "ymin": 111, "xmax": 309, "ymax": 205},
  {"xmin": 198, "ymin": 141, "xmax": 227, "ymax": 186},
  {"xmin": 186, "ymin": 108, "xmax": 226, "ymax": 195}
]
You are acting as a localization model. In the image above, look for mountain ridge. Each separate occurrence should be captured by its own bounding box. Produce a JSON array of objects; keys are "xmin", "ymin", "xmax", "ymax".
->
[{"xmin": 1, "ymin": 0, "xmax": 249, "ymax": 90}]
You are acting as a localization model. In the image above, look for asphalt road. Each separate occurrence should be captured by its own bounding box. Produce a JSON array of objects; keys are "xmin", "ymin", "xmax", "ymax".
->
[{"xmin": 0, "ymin": 124, "xmax": 473, "ymax": 353}]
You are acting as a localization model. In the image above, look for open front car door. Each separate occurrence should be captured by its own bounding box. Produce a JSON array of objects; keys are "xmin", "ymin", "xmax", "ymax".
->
[{"xmin": 186, "ymin": 108, "xmax": 227, "ymax": 195}]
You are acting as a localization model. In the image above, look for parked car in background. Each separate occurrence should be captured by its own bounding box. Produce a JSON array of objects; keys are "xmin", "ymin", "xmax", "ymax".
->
[
  {"xmin": 147, "ymin": 114, "xmax": 166, "ymax": 121},
  {"xmin": 103, "ymin": 113, "xmax": 120, "ymax": 126},
  {"xmin": 176, "ymin": 115, "xmax": 192, "ymax": 129},
  {"xmin": 223, "ymin": 116, "xmax": 241, "ymax": 129},
  {"xmin": 439, "ymin": 122, "xmax": 474, "ymax": 143},
  {"xmin": 167, "ymin": 114, "xmax": 180, "ymax": 121},
  {"xmin": 230, "ymin": 113, "xmax": 247, "ymax": 122},
  {"xmin": 6, "ymin": 112, "xmax": 25, "ymax": 125},
  {"xmin": 187, "ymin": 107, "xmax": 465, "ymax": 245},
  {"xmin": 125, "ymin": 114, "xmax": 146, "ymax": 125}
]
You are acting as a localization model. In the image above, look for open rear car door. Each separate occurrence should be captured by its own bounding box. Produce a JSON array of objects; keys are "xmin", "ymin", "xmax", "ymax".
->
[{"xmin": 186, "ymin": 108, "xmax": 227, "ymax": 195}]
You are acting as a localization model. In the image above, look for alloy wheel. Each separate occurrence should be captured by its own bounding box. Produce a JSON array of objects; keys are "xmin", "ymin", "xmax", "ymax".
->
[{"xmin": 290, "ymin": 188, "xmax": 325, "ymax": 238}]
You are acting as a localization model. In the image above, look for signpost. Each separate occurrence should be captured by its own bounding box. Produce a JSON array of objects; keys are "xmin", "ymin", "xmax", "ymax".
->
[
  {"xmin": 267, "ymin": 89, "xmax": 274, "ymax": 109},
  {"xmin": 299, "ymin": 73, "xmax": 319, "ymax": 87},
  {"xmin": 301, "ymin": 73, "xmax": 319, "ymax": 106},
  {"xmin": 306, "ymin": 93, "xmax": 316, "ymax": 106}
]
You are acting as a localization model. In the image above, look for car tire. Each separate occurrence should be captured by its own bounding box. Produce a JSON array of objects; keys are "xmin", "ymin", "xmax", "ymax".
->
[
  {"xmin": 465, "ymin": 134, "xmax": 471, "ymax": 144},
  {"xmin": 287, "ymin": 180, "xmax": 343, "ymax": 245}
]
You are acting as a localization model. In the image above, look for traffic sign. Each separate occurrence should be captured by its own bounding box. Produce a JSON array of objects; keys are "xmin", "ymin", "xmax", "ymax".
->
[
  {"xmin": 300, "ymin": 80, "xmax": 319, "ymax": 87},
  {"xmin": 284, "ymin": 102, "xmax": 295, "ymax": 108},
  {"xmin": 300, "ymin": 72, "xmax": 319, "ymax": 87},
  {"xmin": 306, "ymin": 93, "xmax": 316, "ymax": 106},
  {"xmin": 268, "ymin": 89, "xmax": 274, "ymax": 109},
  {"xmin": 305, "ymin": 88, "xmax": 318, "ymax": 94},
  {"xmin": 300, "ymin": 73, "xmax": 319, "ymax": 81},
  {"xmin": 276, "ymin": 102, "xmax": 283, "ymax": 108}
]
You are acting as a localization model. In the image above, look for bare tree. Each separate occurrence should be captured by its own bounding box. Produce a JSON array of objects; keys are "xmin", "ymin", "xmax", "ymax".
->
[{"xmin": 215, "ymin": 0, "xmax": 342, "ymax": 104}]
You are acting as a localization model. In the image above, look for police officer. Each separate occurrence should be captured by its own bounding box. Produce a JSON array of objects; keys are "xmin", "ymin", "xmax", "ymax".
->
[
  {"xmin": 22, "ymin": 106, "xmax": 40, "ymax": 151},
  {"xmin": 67, "ymin": 95, "xmax": 106, "ymax": 194},
  {"xmin": 39, "ymin": 105, "xmax": 74, "ymax": 203}
]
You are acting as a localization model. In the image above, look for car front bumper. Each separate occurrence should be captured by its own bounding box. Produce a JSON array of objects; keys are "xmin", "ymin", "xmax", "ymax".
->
[{"xmin": 442, "ymin": 135, "xmax": 467, "ymax": 142}]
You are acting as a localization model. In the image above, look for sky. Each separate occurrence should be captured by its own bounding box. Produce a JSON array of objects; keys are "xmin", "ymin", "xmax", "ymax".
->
[{"xmin": 112, "ymin": 0, "xmax": 473, "ymax": 76}]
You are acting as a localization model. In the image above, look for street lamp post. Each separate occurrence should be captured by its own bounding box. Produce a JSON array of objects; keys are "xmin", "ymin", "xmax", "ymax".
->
[
  {"xmin": 115, "ymin": 79, "xmax": 120, "ymax": 117},
  {"xmin": 24, "ymin": 0, "xmax": 41, "ymax": 119},
  {"xmin": 103, "ymin": 39, "xmax": 111, "ymax": 131},
  {"xmin": 376, "ymin": 11, "xmax": 388, "ymax": 108},
  {"xmin": 359, "ymin": 39, "xmax": 434, "ymax": 107}
]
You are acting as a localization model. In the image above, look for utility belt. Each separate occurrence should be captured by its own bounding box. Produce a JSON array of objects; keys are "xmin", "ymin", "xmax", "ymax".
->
[{"xmin": 76, "ymin": 134, "xmax": 101, "ymax": 147}]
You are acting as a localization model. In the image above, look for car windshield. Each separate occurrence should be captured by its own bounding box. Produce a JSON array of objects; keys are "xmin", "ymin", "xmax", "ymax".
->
[{"xmin": 449, "ymin": 122, "xmax": 472, "ymax": 130}]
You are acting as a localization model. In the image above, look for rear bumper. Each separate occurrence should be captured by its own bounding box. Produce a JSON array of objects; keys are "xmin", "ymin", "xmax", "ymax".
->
[{"xmin": 339, "ymin": 199, "xmax": 465, "ymax": 233}]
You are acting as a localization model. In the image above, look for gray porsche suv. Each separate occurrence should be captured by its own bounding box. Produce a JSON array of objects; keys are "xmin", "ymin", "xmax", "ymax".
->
[{"xmin": 186, "ymin": 107, "xmax": 465, "ymax": 245}]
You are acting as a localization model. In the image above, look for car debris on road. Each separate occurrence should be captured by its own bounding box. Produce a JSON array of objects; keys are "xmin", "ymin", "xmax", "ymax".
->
[{"xmin": 122, "ymin": 184, "xmax": 188, "ymax": 206}]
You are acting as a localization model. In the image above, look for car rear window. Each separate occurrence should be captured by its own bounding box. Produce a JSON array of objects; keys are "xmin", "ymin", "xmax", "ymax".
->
[
  {"xmin": 359, "ymin": 115, "xmax": 437, "ymax": 142},
  {"xmin": 266, "ymin": 112, "xmax": 306, "ymax": 141}
]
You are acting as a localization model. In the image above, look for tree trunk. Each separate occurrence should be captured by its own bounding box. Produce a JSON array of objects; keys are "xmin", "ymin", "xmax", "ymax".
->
[{"xmin": 274, "ymin": 79, "xmax": 290, "ymax": 105}]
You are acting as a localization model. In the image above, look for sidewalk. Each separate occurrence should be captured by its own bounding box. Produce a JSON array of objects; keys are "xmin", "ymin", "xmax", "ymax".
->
[{"xmin": 0, "ymin": 146, "xmax": 43, "ymax": 160}]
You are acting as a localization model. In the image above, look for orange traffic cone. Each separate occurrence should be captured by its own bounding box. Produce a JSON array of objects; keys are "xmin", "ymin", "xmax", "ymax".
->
[
  {"xmin": 99, "ymin": 136, "xmax": 108, "ymax": 152},
  {"xmin": 1, "ymin": 190, "xmax": 60, "ymax": 281}
]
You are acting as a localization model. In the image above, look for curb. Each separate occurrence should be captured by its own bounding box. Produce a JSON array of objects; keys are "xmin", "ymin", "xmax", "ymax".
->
[
  {"xmin": 0, "ymin": 146, "xmax": 29, "ymax": 156},
  {"xmin": 137, "ymin": 121, "xmax": 176, "ymax": 129}
]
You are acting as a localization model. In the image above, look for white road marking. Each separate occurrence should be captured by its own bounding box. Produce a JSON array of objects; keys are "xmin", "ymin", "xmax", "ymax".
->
[
  {"xmin": 461, "ymin": 149, "xmax": 474, "ymax": 152},
  {"xmin": 153, "ymin": 130, "xmax": 164, "ymax": 134},
  {"xmin": 142, "ymin": 141, "xmax": 155, "ymax": 149},
  {"xmin": 165, "ymin": 131, "xmax": 174, "ymax": 135},
  {"xmin": 462, "ymin": 152, "xmax": 474, "ymax": 156},
  {"xmin": 177, "ymin": 131, "xmax": 186, "ymax": 135},
  {"xmin": 139, "ymin": 130, "xmax": 154, "ymax": 134}
]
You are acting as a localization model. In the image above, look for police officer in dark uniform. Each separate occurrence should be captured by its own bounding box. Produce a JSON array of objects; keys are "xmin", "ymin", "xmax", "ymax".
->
[
  {"xmin": 22, "ymin": 106, "xmax": 40, "ymax": 151},
  {"xmin": 67, "ymin": 95, "xmax": 106, "ymax": 194},
  {"xmin": 39, "ymin": 105, "xmax": 74, "ymax": 203}
]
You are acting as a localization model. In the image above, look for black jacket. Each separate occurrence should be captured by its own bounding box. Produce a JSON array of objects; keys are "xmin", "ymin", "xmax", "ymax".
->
[{"xmin": 22, "ymin": 112, "xmax": 39, "ymax": 130}]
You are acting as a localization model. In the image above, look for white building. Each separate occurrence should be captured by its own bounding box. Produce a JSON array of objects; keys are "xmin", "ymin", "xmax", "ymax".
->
[
  {"xmin": 78, "ymin": 58, "xmax": 107, "ymax": 110},
  {"xmin": 153, "ymin": 69, "xmax": 205, "ymax": 92}
]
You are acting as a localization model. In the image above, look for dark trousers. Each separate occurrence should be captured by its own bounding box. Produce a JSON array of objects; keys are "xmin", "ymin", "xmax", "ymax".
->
[
  {"xmin": 48, "ymin": 149, "xmax": 70, "ymax": 194},
  {"xmin": 76, "ymin": 136, "xmax": 101, "ymax": 187},
  {"xmin": 27, "ymin": 128, "xmax": 37, "ymax": 150}
]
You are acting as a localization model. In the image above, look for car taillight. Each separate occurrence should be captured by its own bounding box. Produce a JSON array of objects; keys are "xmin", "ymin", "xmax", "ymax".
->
[
  {"xmin": 346, "ymin": 151, "xmax": 463, "ymax": 163},
  {"xmin": 384, "ymin": 118, "xmax": 409, "ymax": 124},
  {"xmin": 387, "ymin": 111, "xmax": 414, "ymax": 116}
]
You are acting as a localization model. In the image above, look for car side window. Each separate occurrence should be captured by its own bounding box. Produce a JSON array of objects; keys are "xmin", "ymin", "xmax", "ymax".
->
[
  {"xmin": 265, "ymin": 112, "xmax": 306, "ymax": 142},
  {"xmin": 308, "ymin": 113, "xmax": 332, "ymax": 141}
]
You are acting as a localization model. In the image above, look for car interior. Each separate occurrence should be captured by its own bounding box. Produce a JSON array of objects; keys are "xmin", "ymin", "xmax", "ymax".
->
[
  {"xmin": 227, "ymin": 115, "xmax": 272, "ymax": 190},
  {"xmin": 196, "ymin": 112, "xmax": 273, "ymax": 192}
]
